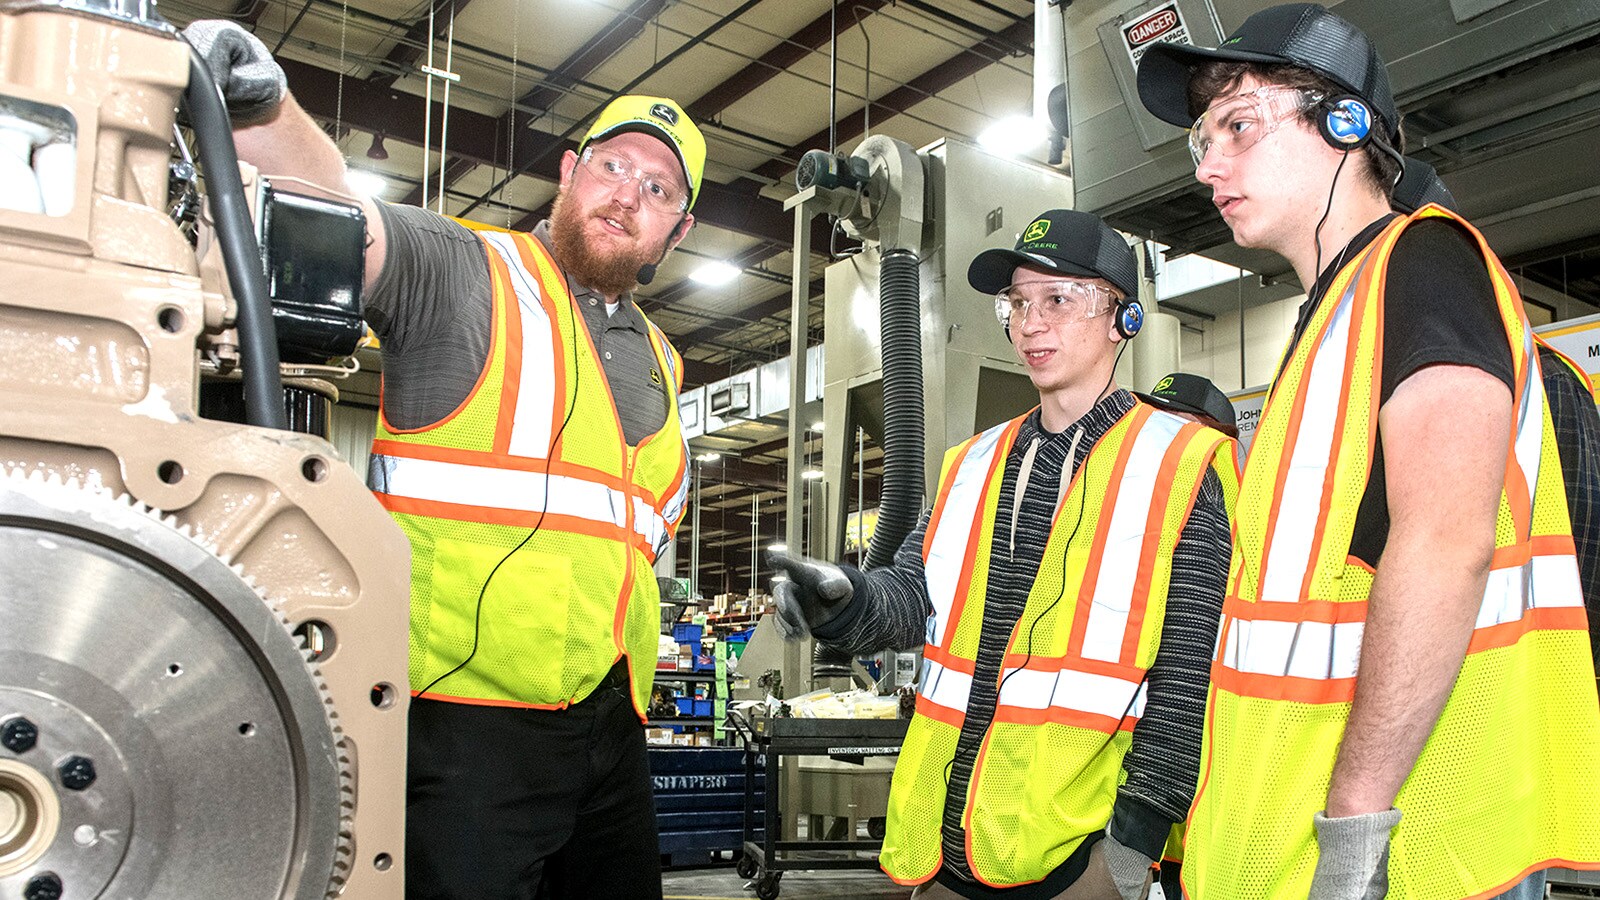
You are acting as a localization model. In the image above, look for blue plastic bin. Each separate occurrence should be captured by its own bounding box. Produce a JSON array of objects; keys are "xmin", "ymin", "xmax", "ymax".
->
[{"xmin": 672, "ymin": 623, "xmax": 704, "ymax": 644}]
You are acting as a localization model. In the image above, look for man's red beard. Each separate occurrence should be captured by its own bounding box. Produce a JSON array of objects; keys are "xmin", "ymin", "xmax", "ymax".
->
[{"xmin": 548, "ymin": 189, "xmax": 666, "ymax": 298}]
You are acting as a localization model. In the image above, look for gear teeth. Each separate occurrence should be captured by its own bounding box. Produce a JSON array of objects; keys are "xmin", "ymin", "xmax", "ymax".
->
[{"xmin": 3, "ymin": 471, "xmax": 359, "ymax": 899}]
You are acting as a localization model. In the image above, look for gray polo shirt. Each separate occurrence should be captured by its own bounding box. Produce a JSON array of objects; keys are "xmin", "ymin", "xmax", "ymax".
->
[{"xmin": 364, "ymin": 202, "xmax": 670, "ymax": 445}]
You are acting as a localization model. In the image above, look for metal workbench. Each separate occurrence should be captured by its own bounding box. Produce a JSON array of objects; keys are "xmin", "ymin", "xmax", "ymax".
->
[{"xmin": 734, "ymin": 715, "xmax": 909, "ymax": 900}]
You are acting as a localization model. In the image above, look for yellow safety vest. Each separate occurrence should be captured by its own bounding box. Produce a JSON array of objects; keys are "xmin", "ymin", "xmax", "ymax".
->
[
  {"xmin": 881, "ymin": 403, "xmax": 1238, "ymax": 888},
  {"xmin": 1184, "ymin": 206, "xmax": 1600, "ymax": 899},
  {"xmin": 370, "ymin": 230, "xmax": 689, "ymax": 716}
]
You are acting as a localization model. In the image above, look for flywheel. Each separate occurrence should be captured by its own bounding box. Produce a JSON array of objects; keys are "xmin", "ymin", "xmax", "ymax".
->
[{"xmin": 0, "ymin": 469, "xmax": 351, "ymax": 899}]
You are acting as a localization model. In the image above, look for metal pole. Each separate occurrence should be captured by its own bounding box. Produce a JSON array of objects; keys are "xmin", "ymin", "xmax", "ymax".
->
[
  {"xmin": 784, "ymin": 195, "xmax": 814, "ymax": 559},
  {"xmin": 689, "ymin": 459, "xmax": 702, "ymax": 598},
  {"xmin": 750, "ymin": 493, "xmax": 759, "ymax": 595}
]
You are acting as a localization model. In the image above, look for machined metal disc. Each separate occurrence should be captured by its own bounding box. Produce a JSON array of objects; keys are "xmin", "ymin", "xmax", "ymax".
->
[{"xmin": 0, "ymin": 471, "xmax": 347, "ymax": 899}]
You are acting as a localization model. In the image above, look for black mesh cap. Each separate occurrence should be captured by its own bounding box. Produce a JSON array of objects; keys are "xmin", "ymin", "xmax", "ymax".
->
[
  {"xmin": 1135, "ymin": 372, "xmax": 1237, "ymax": 428},
  {"xmin": 967, "ymin": 209, "xmax": 1138, "ymax": 298},
  {"xmin": 1392, "ymin": 157, "xmax": 1458, "ymax": 214},
  {"xmin": 1137, "ymin": 3, "xmax": 1397, "ymax": 142}
]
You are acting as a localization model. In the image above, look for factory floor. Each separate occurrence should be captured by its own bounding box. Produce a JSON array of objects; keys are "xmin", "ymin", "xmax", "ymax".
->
[{"xmin": 663, "ymin": 866, "xmax": 907, "ymax": 899}]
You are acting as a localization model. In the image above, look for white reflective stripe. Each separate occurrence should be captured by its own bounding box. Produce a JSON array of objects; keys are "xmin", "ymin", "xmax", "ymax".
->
[
  {"xmin": 920, "ymin": 657, "xmax": 972, "ymax": 712},
  {"xmin": 1261, "ymin": 281, "xmax": 1357, "ymax": 603},
  {"xmin": 1220, "ymin": 618, "xmax": 1364, "ymax": 680},
  {"xmin": 1511, "ymin": 329, "xmax": 1542, "ymax": 519},
  {"xmin": 481, "ymin": 231, "xmax": 558, "ymax": 460},
  {"xmin": 373, "ymin": 453, "xmax": 631, "ymax": 530},
  {"xmin": 632, "ymin": 496, "xmax": 671, "ymax": 556},
  {"xmin": 924, "ymin": 422, "xmax": 1010, "ymax": 646},
  {"xmin": 1078, "ymin": 412, "xmax": 1185, "ymax": 662},
  {"xmin": 661, "ymin": 453, "xmax": 689, "ymax": 527},
  {"xmin": 1478, "ymin": 554, "xmax": 1585, "ymax": 628},
  {"xmin": 995, "ymin": 666, "xmax": 1147, "ymax": 721}
]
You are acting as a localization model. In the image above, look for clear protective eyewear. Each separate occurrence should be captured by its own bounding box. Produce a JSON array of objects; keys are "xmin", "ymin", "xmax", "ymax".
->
[
  {"xmin": 994, "ymin": 280, "xmax": 1118, "ymax": 328},
  {"xmin": 579, "ymin": 147, "xmax": 689, "ymax": 214},
  {"xmin": 1188, "ymin": 86, "xmax": 1325, "ymax": 168}
]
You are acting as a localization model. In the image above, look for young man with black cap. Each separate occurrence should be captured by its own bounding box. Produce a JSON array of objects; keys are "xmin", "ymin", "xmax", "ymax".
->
[
  {"xmin": 185, "ymin": 19, "xmax": 703, "ymax": 899},
  {"xmin": 768, "ymin": 210, "xmax": 1238, "ymax": 900},
  {"xmin": 1137, "ymin": 5, "xmax": 1600, "ymax": 899}
]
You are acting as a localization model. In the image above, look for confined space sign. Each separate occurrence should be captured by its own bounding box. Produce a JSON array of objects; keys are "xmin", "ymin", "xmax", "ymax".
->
[{"xmin": 1121, "ymin": 2, "xmax": 1191, "ymax": 68}]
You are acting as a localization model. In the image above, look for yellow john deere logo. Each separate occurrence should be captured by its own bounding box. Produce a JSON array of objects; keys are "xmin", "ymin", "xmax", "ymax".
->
[
  {"xmin": 650, "ymin": 368, "xmax": 663, "ymax": 386},
  {"xmin": 1023, "ymin": 219, "xmax": 1051, "ymax": 242},
  {"xmin": 1154, "ymin": 376, "xmax": 1175, "ymax": 393}
]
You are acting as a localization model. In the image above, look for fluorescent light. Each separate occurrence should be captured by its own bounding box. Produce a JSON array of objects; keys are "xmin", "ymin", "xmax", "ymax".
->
[
  {"xmin": 345, "ymin": 169, "xmax": 388, "ymax": 198},
  {"xmin": 801, "ymin": 469, "xmax": 824, "ymax": 480},
  {"xmin": 978, "ymin": 115, "xmax": 1048, "ymax": 156},
  {"xmin": 809, "ymin": 421, "xmax": 825, "ymax": 432},
  {"xmin": 695, "ymin": 452, "xmax": 722, "ymax": 463},
  {"xmin": 766, "ymin": 542, "xmax": 787, "ymax": 552},
  {"xmin": 690, "ymin": 261, "xmax": 740, "ymax": 286}
]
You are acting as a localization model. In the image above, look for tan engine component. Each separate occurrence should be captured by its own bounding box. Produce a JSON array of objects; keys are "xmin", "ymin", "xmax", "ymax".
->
[{"xmin": 0, "ymin": 3, "xmax": 408, "ymax": 899}]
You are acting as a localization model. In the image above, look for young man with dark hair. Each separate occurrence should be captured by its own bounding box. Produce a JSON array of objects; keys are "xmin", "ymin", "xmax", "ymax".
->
[
  {"xmin": 769, "ymin": 210, "xmax": 1238, "ymax": 900},
  {"xmin": 1137, "ymin": 5, "xmax": 1600, "ymax": 899}
]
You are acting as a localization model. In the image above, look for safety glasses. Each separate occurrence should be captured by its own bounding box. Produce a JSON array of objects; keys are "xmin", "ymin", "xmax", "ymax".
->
[
  {"xmin": 579, "ymin": 148, "xmax": 689, "ymax": 215},
  {"xmin": 1188, "ymin": 86, "xmax": 1325, "ymax": 168},
  {"xmin": 993, "ymin": 280, "xmax": 1118, "ymax": 328}
]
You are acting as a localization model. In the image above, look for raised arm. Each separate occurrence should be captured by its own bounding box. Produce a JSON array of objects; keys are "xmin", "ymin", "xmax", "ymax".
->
[{"xmin": 183, "ymin": 20, "xmax": 387, "ymax": 292}]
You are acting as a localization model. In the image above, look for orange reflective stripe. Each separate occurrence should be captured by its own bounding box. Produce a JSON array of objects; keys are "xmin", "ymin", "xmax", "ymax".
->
[
  {"xmin": 493, "ymin": 240, "xmax": 528, "ymax": 454},
  {"xmin": 924, "ymin": 643, "xmax": 975, "ymax": 674},
  {"xmin": 924, "ymin": 438, "xmax": 980, "ymax": 558},
  {"xmin": 943, "ymin": 420, "xmax": 1023, "ymax": 651},
  {"xmin": 1210, "ymin": 660, "xmax": 1357, "ymax": 704},
  {"xmin": 372, "ymin": 439, "xmax": 635, "ymax": 491},
  {"xmin": 1468, "ymin": 605, "xmax": 1589, "ymax": 654},
  {"xmin": 914, "ymin": 693, "xmax": 965, "ymax": 728},
  {"xmin": 380, "ymin": 239, "xmax": 507, "ymax": 437},
  {"xmin": 1298, "ymin": 259, "xmax": 1380, "ymax": 603},
  {"xmin": 1067, "ymin": 406, "xmax": 1148, "ymax": 658},
  {"xmin": 379, "ymin": 493, "xmax": 647, "ymax": 551},
  {"xmin": 1124, "ymin": 419, "xmax": 1206, "ymax": 663}
]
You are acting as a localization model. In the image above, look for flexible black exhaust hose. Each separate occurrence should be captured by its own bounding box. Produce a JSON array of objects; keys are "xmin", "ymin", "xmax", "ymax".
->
[
  {"xmin": 183, "ymin": 52, "xmax": 288, "ymax": 431},
  {"xmin": 864, "ymin": 247, "xmax": 923, "ymax": 571}
]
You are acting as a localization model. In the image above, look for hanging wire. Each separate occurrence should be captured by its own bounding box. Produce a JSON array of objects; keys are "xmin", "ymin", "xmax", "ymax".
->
[
  {"xmin": 333, "ymin": 0, "xmax": 347, "ymax": 139},
  {"xmin": 502, "ymin": 0, "xmax": 519, "ymax": 228},
  {"xmin": 853, "ymin": 5, "xmax": 872, "ymax": 139}
]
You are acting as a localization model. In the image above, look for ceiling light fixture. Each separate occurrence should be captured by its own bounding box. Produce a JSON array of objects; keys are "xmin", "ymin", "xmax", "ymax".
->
[
  {"xmin": 978, "ymin": 115, "xmax": 1048, "ymax": 156},
  {"xmin": 366, "ymin": 133, "xmax": 389, "ymax": 161},
  {"xmin": 801, "ymin": 469, "xmax": 824, "ymax": 481},
  {"xmin": 690, "ymin": 261, "xmax": 740, "ymax": 286},
  {"xmin": 344, "ymin": 169, "xmax": 388, "ymax": 198}
]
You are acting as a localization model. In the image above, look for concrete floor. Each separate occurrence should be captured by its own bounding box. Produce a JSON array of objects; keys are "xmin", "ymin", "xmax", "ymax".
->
[{"xmin": 663, "ymin": 866, "xmax": 908, "ymax": 900}]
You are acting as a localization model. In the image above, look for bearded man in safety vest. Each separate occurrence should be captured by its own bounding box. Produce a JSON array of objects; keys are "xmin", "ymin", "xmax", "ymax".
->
[
  {"xmin": 1135, "ymin": 5, "xmax": 1600, "ymax": 899},
  {"xmin": 186, "ymin": 19, "xmax": 698, "ymax": 899},
  {"xmin": 769, "ymin": 209, "xmax": 1238, "ymax": 900}
]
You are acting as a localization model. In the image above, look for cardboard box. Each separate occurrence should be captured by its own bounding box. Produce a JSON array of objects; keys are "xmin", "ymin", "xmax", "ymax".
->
[
  {"xmin": 671, "ymin": 733, "xmax": 693, "ymax": 746},
  {"xmin": 645, "ymin": 728, "xmax": 673, "ymax": 744},
  {"xmin": 693, "ymin": 733, "xmax": 714, "ymax": 746}
]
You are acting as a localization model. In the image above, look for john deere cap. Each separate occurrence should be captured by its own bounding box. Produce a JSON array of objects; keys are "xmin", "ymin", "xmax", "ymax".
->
[
  {"xmin": 968, "ymin": 209, "xmax": 1138, "ymax": 298},
  {"xmin": 1136, "ymin": 3, "xmax": 1398, "ymax": 143},
  {"xmin": 1136, "ymin": 372, "xmax": 1237, "ymax": 429},
  {"xmin": 579, "ymin": 95, "xmax": 706, "ymax": 211}
]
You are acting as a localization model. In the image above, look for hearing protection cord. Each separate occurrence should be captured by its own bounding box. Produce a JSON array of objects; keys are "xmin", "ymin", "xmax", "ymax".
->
[
  {"xmin": 415, "ymin": 285, "xmax": 583, "ymax": 700},
  {"xmin": 944, "ymin": 342, "xmax": 1139, "ymax": 792}
]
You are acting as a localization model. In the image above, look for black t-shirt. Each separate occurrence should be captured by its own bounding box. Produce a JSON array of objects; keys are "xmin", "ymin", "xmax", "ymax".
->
[{"xmin": 1287, "ymin": 215, "xmax": 1515, "ymax": 568}]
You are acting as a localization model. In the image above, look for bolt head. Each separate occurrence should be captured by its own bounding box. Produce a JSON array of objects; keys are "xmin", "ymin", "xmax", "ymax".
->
[
  {"xmin": 0, "ymin": 717, "xmax": 38, "ymax": 753},
  {"xmin": 57, "ymin": 755, "xmax": 95, "ymax": 791},
  {"xmin": 24, "ymin": 872, "xmax": 62, "ymax": 900}
]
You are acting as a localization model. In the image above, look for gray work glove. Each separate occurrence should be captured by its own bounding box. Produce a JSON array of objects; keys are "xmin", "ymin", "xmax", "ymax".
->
[
  {"xmin": 183, "ymin": 20, "xmax": 287, "ymax": 122},
  {"xmin": 1309, "ymin": 808, "xmax": 1402, "ymax": 900},
  {"xmin": 766, "ymin": 550, "xmax": 853, "ymax": 640},
  {"xmin": 1102, "ymin": 833, "xmax": 1155, "ymax": 900}
]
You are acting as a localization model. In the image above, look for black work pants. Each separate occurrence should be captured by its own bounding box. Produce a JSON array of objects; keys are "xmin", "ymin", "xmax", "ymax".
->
[{"xmin": 405, "ymin": 670, "xmax": 663, "ymax": 900}]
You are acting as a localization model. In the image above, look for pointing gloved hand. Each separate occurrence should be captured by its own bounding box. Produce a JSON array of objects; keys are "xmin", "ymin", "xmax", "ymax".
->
[
  {"xmin": 1308, "ymin": 808, "xmax": 1402, "ymax": 900},
  {"xmin": 182, "ymin": 20, "xmax": 288, "ymax": 122},
  {"xmin": 766, "ymin": 550, "xmax": 854, "ymax": 640}
]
